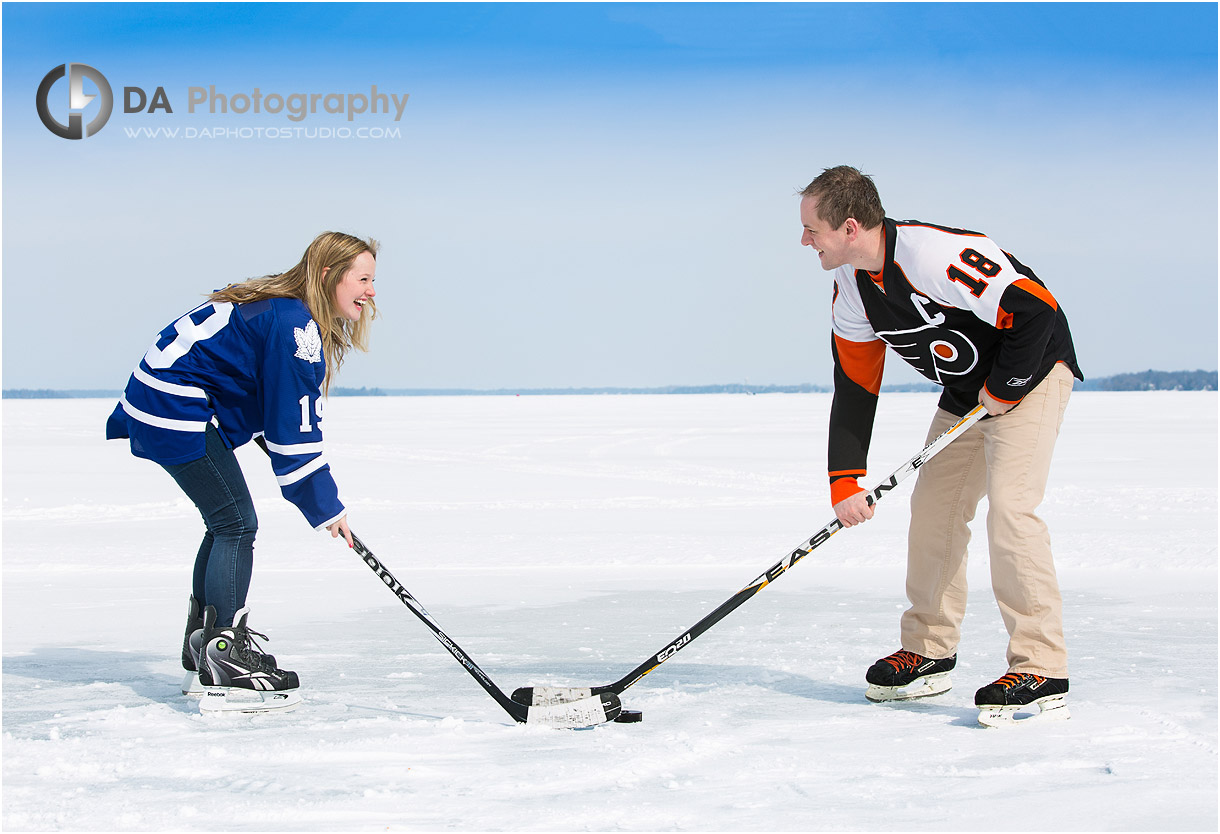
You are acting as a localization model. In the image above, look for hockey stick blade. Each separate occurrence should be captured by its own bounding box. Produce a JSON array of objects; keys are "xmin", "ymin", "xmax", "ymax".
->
[
  {"xmin": 526, "ymin": 691, "xmax": 622, "ymax": 728},
  {"xmin": 351, "ymin": 534, "xmax": 620, "ymax": 728},
  {"xmin": 513, "ymin": 685, "xmax": 598, "ymax": 706},
  {"xmin": 512, "ymin": 405, "xmax": 987, "ymax": 707}
]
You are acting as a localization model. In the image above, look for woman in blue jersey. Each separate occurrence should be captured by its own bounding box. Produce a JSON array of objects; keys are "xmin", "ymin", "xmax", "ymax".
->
[{"xmin": 106, "ymin": 231, "xmax": 377, "ymax": 708}]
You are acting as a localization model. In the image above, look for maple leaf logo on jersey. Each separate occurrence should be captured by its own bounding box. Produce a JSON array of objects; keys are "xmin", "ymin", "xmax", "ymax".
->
[{"xmin": 293, "ymin": 320, "xmax": 322, "ymax": 363}]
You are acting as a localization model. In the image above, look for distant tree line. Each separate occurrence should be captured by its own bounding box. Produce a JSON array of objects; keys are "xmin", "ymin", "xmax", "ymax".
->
[
  {"xmin": 1074, "ymin": 369, "xmax": 1216, "ymax": 391},
  {"xmin": 364, "ymin": 383, "xmax": 833, "ymax": 396},
  {"xmin": 5, "ymin": 370, "xmax": 1216, "ymax": 398},
  {"xmin": 3, "ymin": 389, "xmax": 118, "ymax": 399},
  {"xmin": 251, "ymin": 372, "xmax": 1220, "ymax": 395}
]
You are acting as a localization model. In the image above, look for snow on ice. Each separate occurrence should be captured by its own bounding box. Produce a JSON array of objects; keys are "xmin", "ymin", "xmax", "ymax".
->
[{"xmin": 3, "ymin": 392, "xmax": 1216, "ymax": 830}]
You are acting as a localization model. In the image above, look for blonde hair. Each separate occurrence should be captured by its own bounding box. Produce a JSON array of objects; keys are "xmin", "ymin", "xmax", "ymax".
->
[{"xmin": 210, "ymin": 232, "xmax": 379, "ymax": 395}]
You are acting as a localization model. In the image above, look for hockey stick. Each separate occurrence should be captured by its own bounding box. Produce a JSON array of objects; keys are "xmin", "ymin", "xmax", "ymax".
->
[
  {"xmin": 351, "ymin": 534, "xmax": 622, "ymax": 728},
  {"xmin": 513, "ymin": 404, "xmax": 987, "ymax": 707}
]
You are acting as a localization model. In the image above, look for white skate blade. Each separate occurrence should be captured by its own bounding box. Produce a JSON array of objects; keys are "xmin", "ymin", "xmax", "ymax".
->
[
  {"xmin": 866, "ymin": 672, "xmax": 952, "ymax": 702},
  {"xmin": 181, "ymin": 671, "xmax": 205, "ymax": 697},
  {"xmin": 198, "ymin": 686, "xmax": 302, "ymax": 715},
  {"xmin": 978, "ymin": 694, "xmax": 1070, "ymax": 728},
  {"xmin": 524, "ymin": 693, "xmax": 621, "ymax": 728},
  {"xmin": 517, "ymin": 686, "xmax": 595, "ymax": 707}
]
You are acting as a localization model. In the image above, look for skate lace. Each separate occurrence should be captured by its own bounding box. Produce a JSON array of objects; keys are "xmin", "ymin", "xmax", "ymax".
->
[
  {"xmin": 995, "ymin": 673, "xmax": 1044, "ymax": 690},
  {"xmin": 235, "ymin": 626, "xmax": 276, "ymax": 671},
  {"xmin": 882, "ymin": 650, "xmax": 925, "ymax": 672}
]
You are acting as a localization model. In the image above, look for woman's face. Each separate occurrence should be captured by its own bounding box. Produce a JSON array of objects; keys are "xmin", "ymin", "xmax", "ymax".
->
[{"xmin": 332, "ymin": 251, "xmax": 377, "ymax": 321}]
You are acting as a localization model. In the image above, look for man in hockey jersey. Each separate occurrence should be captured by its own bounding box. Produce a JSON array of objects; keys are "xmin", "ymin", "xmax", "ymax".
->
[
  {"xmin": 106, "ymin": 231, "xmax": 378, "ymax": 710},
  {"xmin": 799, "ymin": 166, "xmax": 1082, "ymax": 725}
]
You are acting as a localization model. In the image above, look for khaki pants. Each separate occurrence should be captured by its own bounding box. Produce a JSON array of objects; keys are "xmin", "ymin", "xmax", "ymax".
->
[{"xmin": 901, "ymin": 363, "xmax": 1074, "ymax": 677}]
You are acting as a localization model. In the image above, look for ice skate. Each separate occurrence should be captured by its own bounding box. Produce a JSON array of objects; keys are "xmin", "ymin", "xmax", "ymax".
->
[
  {"xmin": 865, "ymin": 649, "xmax": 956, "ymax": 702},
  {"xmin": 180, "ymin": 595, "xmax": 206, "ymax": 696},
  {"xmin": 199, "ymin": 686, "xmax": 302, "ymax": 714},
  {"xmin": 198, "ymin": 605, "xmax": 301, "ymax": 714},
  {"xmin": 975, "ymin": 673, "xmax": 1070, "ymax": 727},
  {"xmin": 181, "ymin": 596, "xmax": 276, "ymax": 696},
  {"xmin": 181, "ymin": 595, "xmax": 204, "ymax": 671},
  {"xmin": 183, "ymin": 596, "xmax": 277, "ymax": 696}
]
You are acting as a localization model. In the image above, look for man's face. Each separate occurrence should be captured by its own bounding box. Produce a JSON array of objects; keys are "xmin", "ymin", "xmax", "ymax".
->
[{"xmin": 800, "ymin": 196, "xmax": 850, "ymax": 271}]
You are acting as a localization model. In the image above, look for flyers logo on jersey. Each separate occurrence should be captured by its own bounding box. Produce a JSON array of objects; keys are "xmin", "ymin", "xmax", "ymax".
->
[
  {"xmin": 878, "ymin": 324, "xmax": 979, "ymax": 383},
  {"xmin": 875, "ymin": 294, "xmax": 979, "ymax": 383}
]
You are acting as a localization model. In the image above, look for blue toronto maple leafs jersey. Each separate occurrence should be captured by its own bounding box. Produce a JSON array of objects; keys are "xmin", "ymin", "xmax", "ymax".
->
[{"xmin": 106, "ymin": 297, "xmax": 344, "ymax": 529}]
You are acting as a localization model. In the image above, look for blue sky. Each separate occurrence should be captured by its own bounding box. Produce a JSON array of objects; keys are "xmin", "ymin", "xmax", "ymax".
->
[{"xmin": 4, "ymin": 2, "xmax": 1216, "ymax": 390}]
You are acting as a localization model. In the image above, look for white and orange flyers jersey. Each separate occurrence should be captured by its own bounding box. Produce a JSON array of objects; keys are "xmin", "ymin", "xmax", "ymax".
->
[
  {"xmin": 824, "ymin": 218, "xmax": 1080, "ymax": 499},
  {"xmin": 830, "ymin": 218, "xmax": 1076, "ymax": 409}
]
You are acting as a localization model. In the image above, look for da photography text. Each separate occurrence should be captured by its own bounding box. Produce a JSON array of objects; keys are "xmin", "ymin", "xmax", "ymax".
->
[{"xmin": 36, "ymin": 63, "xmax": 410, "ymax": 141}]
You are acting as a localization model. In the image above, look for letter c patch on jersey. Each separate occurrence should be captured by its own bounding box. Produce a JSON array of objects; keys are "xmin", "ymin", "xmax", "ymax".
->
[{"xmin": 294, "ymin": 320, "xmax": 322, "ymax": 363}]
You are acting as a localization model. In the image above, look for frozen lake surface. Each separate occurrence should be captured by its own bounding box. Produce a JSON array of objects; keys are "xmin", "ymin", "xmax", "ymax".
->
[{"xmin": 3, "ymin": 392, "xmax": 1216, "ymax": 831}]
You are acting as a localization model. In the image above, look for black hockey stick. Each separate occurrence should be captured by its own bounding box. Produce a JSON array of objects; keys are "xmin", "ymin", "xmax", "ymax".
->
[
  {"xmin": 513, "ymin": 404, "xmax": 987, "ymax": 707},
  {"xmin": 351, "ymin": 534, "xmax": 622, "ymax": 727}
]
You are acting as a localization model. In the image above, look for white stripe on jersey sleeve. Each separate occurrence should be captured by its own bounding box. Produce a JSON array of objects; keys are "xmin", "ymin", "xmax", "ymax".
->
[
  {"xmin": 313, "ymin": 509, "xmax": 347, "ymax": 531},
  {"xmin": 133, "ymin": 366, "xmax": 208, "ymax": 399},
  {"xmin": 119, "ymin": 396, "xmax": 209, "ymax": 432},
  {"xmin": 264, "ymin": 439, "xmax": 326, "ymax": 456},
  {"xmin": 276, "ymin": 455, "xmax": 328, "ymax": 486}
]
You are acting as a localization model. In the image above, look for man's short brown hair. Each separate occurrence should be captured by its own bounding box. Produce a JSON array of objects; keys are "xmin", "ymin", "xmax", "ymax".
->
[{"xmin": 800, "ymin": 166, "xmax": 885, "ymax": 230}]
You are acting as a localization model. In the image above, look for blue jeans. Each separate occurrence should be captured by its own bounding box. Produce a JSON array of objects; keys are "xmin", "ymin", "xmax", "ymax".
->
[{"xmin": 161, "ymin": 425, "xmax": 257, "ymax": 628}]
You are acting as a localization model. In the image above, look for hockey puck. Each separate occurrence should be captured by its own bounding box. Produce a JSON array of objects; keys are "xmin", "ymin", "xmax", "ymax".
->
[{"xmin": 614, "ymin": 710, "xmax": 643, "ymax": 723}]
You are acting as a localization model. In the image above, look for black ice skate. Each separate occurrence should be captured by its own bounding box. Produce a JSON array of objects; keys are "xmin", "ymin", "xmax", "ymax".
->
[
  {"xmin": 865, "ymin": 649, "xmax": 956, "ymax": 702},
  {"xmin": 181, "ymin": 596, "xmax": 206, "ymax": 696},
  {"xmin": 975, "ymin": 673, "xmax": 1070, "ymax": 727},
  {"xmin": 181, "ymin": 596, "xmax": 277, "ymax": 697},
  {"xmin": 198, "ymin": 605, "xmax": 301, "ymax": 714},
  {"xmin": 182, "ymin": 595, "xmax": 204, "ymax": 670}
]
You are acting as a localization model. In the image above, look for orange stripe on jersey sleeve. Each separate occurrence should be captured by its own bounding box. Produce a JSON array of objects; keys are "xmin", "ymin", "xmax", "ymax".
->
[
  {"xmin": 833, "ymin": 334, "xmax": 886, "ymax": 396},
  {"xmin": 983, "ymin": 380, "xmax": 1022, "ymax": 405},
  {"xmin": 1012, "ymin": 278, "xmax": 1059, "ymax": 311},
  {"xmin": 829, "ymin": 476, "xmax": 865, "ymax": 506},
  {"xmin": 995, "ymin": 308, "xmax": 1014, "ymax": 330}
]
